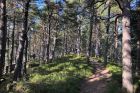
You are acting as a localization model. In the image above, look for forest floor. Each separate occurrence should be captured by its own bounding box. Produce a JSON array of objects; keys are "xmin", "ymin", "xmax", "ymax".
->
[
  {"xmin": 80, "ymin": 62, "xmax": 112, "ymax": 93},
  {"xmin": 0, "ymin": 55, "xmax": 122, "ymax": 93}
]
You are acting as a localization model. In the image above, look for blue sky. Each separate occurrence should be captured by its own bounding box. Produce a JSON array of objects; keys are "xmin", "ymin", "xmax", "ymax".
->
[
  {"xmin": 35, "ymin": 0, "xmax": 65, "ymax": 9},
  {"xmin": 35, "ymin": 0, "xmax": 45, "ymax": 9},
  {"xmin": 131, "ymin": 0, "xmax": 140, "ymax": 9},
  {"xmin": 35, "ymin": 0, "xmax": 140, "ymax": 10}
]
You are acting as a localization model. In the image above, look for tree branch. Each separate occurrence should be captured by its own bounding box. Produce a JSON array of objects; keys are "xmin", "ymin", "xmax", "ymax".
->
[{"xmin": 114, "ymin": 0, "xmax": 123, "ymax": 11}]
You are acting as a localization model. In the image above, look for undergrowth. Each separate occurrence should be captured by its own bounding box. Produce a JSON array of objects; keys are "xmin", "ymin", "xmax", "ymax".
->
[
  {"xmin": 1, "ymin": 55, "xmax": 93, "ymax": 93},
  {"xmin": 106, "ymin": 63, "xmax": 122, "ymax": 93}
]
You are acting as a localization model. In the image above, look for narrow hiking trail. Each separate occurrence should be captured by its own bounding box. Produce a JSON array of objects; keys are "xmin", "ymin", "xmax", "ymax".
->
[{"xmin": 81, "ymin": 62, "xmax": 112, "ymax": 93}]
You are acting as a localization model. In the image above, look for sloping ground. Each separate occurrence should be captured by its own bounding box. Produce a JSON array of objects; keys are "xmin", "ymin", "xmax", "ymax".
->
[{"xmin": 80, "ymin": 62, "xmax": 112, "ymax": 93}]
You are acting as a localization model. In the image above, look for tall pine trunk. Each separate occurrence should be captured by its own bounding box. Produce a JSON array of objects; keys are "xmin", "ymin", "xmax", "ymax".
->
[
  {"xmin": 95, "ymin": 16, "xmax": 100, "ymax": 57},
  {"xmin": 46, "ymin": 12, "xmax": 52, "ymax": 63},
  {"xmin": 136, "ymin": 37, "xmax": 140, "ymax": 75},
  {"xmin": 104, "ymin": 4, "xmax": 111, "ymax": 66},
  {"xmin": 52, "ymin": 32, "xmax": 57, "ymax": 60},
  {"xmin": 136, "ymin": 16, "xmax": 140, "ymax": 75},
  {"xmin": 0, "ymin": 0, "xmax": 7, "ymax": 78},
  {"xmin": 64, "ymin": 30, "xmax": 68, "ymax": 55},
  {"xmin": 23, "ymin": 36, "xmax": 28, "ymax": 75},
  {"xmin": 77, "ymin": 26, "xmax": 81, "ymax": 56},
  {"xmin": 10, "ymin": 16, "xmax": 15, "ymax": 73},
  {"xmin": 13, "ymin": 0, "xmax": 30, "ymax": 81},
  {"xmin": 122, "ymin": 5, "xmax": 133, "ymax": 93},
  {"xmin": 87, "ymin": 7, "xmax": 94, "ymax": 63}
]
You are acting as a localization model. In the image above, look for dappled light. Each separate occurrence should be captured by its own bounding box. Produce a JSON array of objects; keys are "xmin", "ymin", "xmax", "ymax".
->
[{"xmin": 0, "ymin": 0, "xmax": 140, "ymax": 93}]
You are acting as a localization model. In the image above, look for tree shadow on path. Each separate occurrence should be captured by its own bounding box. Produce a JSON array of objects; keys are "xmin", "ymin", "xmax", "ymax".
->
[{"xmin": 80, "ymin": 62, "xmax": 112, "ymax": 93}]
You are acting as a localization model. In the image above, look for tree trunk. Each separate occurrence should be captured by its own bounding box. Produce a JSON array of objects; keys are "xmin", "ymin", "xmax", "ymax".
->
[
  {"xmin": 136, "ymin": 17, "xmax": 140, "ymax": 75},
  {"xmin": 122, "ymin": 7, "xmax": 133, "ymax": 93},
  {"xmin": 136, "ymin": 38, "xmax": 140, "ymax": 75},
  {"xmin": 104, "ymin": 4, "xmax": 111, "ymax": 66},
  {"xmin": 114, "ymin": 17, "xmax": 119, "ymax": 63},
  {"xmin": 23, "ymin": 36, "xmax": 28, "ymax": 75},
  {"xmin": 10, "ymin": 16, "xmax": 16, "ymax": 73},
  {"xmin": 64, "ymin": 30, "xmax": 68, "ymax": 55},
  {"xmin": 13, "ymin": 0, "xmax": 30, "ymax": 81},
  {"xmin": 0, "ymin": 0, "xmax": 7, "ymax": 78},
  {"xmin": 52, "ymin": 32, "xmax": 57, "ymax": 59},
  {"xmin": 87, "ymin": 7, "xmax": 94, "ymax": 63},
  {"xmin": 42, "ymin": 22, "xmax": 46, "ymax": 63},
  {"xmin": 95, "ymin": 17, "xmax": 100, "ymax": 57},
  {"xmin": 46, "ymin": 12, "xmax": 52, "ymax": 63},
  {"xmin": 77, "ymin": 26, "xmax": 81, "ymax": 56}
]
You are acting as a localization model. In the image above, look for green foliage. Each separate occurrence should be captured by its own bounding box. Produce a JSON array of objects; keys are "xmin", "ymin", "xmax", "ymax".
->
[
  {"xmin": 106, "ymin": 63, "xmax": 122, "ymax": 93},
  {"xmin": 91, "ymin": 56, "xmax": 104, "ymax": 63},
  {"xmin": 8, "ymin": 55, "xmax": 92, "ymax": 93},
  {"xmin": 107, "ymin": 63, "xmax": 121, "ymax": 74}
]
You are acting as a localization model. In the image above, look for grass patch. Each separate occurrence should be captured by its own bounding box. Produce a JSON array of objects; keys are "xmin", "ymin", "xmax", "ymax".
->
[{"xmin": 4, "ymin": 55, "xmax": 93, "ymax": 93}]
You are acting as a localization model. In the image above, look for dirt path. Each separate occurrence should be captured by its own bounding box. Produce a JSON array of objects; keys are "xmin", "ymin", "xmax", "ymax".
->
[{"xmin": 80, "ymin": 62, "xmax": 112, "ymax": 93}]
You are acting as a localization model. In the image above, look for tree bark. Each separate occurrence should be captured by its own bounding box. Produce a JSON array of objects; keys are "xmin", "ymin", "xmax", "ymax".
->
[
  {"xmin": 122, "ymin": 6, "xmax": 133, "ymax": 93},
  {"xmin": 46, "ymin": 11, "xmax": 52, "ymax": 63},
  {"xmin": 114, "ymin": 17, "xmax": 119, "ymax": 63},
  {"xmin": 136, "ymin": 38, "xmax": 140, "ymax": 75},
  {"xmin": 104, "ymin": 4, "xmax": 111, "ymax": 66},
  {"xmin": 10, "ymin": 16, "xmax": 16, "ymax": 73},
  {"xmin": 95, "ymin": 16, "xmax": 100, "ymax": 57},
  {"xmin": 42, "ymin": 22, "xmax": 46, "ymax": 63},
  {"xmin": 23, "ymin": 36, "xmax": 28, "ymax": 75},
  {"xmin": 114, "ymin": 1, "xmax": 133, "ymax": 92},
  {"xmin": 136, "ymin": 17, "xmax": 140, "ymax": 75},
  {"xmin": 13, "ymin": 0, "xmax": 30, "ymax": 81},
  {"xmin": 64, "ymin": 30, "xmax": 68, "ymax": 55},
  {"xmin": 77, "ymin": 26, "xmax": 81, "ymax": 56},
  {"xmin": 0, "ymin": 0, "xmax": 7, "ymax": 78},
  {"xmin": 52, "ymin": 31, "xmax": 57, "ymax": 60},
  {"xmin": 87, "ymin": 6, "xmax": 94, "ymax": 63}
]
